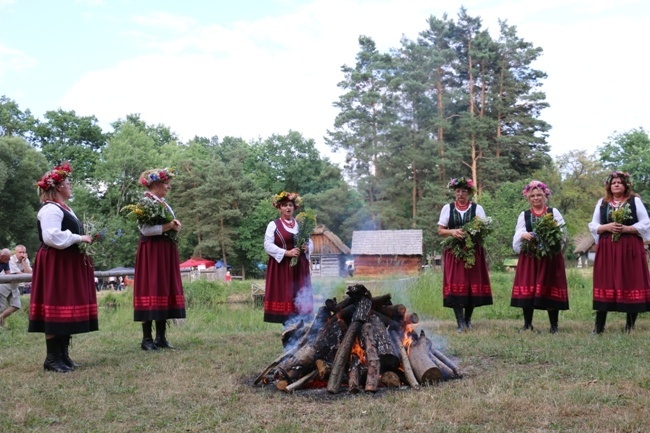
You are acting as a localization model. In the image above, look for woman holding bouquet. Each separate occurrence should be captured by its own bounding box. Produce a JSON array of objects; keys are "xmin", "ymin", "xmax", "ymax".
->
[
  {"xmin": 438, "ymin": 177, "xmax": 493, "ymax": 332},
  {"xmin": 511, "ymin": 180, "xmax": 568, "ymax": 333},
  {"xmin": 263, "ymin": 191, "xmax": 313, "ymax": 325},
  {"xmin": 589, "ymin": 171, "xmax": 650, "ymax": 333},
  {"xmin": 133, "ymin": 168, "xmax": 185, "ymax": 350},
  {"xmin": 29, "ymin": 162, "xmax": 97, "ymax": 372}
]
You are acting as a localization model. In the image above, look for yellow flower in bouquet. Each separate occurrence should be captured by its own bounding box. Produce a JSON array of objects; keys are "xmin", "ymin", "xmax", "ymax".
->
[
  {"xmin": 121, "ymin": 198, "xmax": 177, "ymax": 242},
  {"xmin": 609, "ymin": 203, "xmax": 632, "ymax": 242}
]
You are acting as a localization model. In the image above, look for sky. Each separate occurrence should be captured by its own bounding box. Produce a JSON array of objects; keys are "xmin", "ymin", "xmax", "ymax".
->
[{"xmin": 1, "ymin": 0, "xmax": 649, "ymax": 166}]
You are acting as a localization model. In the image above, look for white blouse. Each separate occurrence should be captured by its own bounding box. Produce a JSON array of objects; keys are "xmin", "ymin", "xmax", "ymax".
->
[
  {"xmin": 37, "ymin": 203, "xmax": 83, "ymax": 249},
  {"xmin": 512, "ymin": 208, "xmax": 566, "ymax": 254},
  {"xmin": 264, "ymin": 220, "xmax": 313, "ymax": 264},
  {"xmin": 588, "ymin": 197, "xmax": 650, "ymax": 244}
]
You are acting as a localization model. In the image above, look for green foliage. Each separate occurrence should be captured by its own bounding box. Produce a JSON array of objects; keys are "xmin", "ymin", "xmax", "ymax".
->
[
  {"xmin": 599, "ymin": 128, "xmax": 650, "ymax": 198},
  {"xmin": 440, "ymin": 216, "xmax": 493, "ymax": 268},
  {"xmin": 33, "ymin": 109, "xmax": 108, "ymax": 180},
  {"xmin": 521, "ymin": 213, "xmax": 565, "ymax": 258},
  {"xmin": 480, "ymin": 182, "xmax": 528, "ymax": 270},
  {"xmin": 0, "ymin": 136, "xmax": 48, "ymax": 251}
]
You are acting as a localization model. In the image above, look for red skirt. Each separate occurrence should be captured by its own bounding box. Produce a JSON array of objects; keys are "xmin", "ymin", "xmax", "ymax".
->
[
  {"xmin": 593, "ymin": 233, "xmax": 650, "ymax": 312},
  {"xmin": 511, "ymin": 252, "xmax": 569, "ymax": 310},
  {"xmin": 264, "ymin": 253, "xmax": 313, "ymax": 323},
  {"xmin": 134, "ymin": 236, "xmax": 186, "ymax": 321},
  {"xmin": 28, "ymin": 245, "xmax": 98, "ymax": 335},
  {"xmin": 442, "ymin": 246, "xmax": 493, "ymax": 308}
]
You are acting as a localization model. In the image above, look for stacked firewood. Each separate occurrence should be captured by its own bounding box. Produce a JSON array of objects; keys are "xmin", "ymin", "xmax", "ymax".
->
[{"xmin": 255, "ymin": 284, "xmax": 462, "ymax": 394}]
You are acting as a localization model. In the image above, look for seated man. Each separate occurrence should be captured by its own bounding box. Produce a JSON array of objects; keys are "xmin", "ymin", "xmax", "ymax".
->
[{"xmin": 0, "ymin": 245, "xmax": 32, "ymax": 326}]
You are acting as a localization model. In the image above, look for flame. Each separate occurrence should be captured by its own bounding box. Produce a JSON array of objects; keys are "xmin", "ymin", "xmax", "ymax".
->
[
  {"xmin": 351, "ymin": 338, "xmax": 365, "ymax": 364},
  {"xmin": 402, "ymin": 323, "xmax": 414, "ymax": 355}
]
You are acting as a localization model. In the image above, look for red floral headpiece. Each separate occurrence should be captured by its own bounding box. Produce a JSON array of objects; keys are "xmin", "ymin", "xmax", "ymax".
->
[{"xmin": 37, "ymin": 162, "xmax": 72, "ymax": 191}]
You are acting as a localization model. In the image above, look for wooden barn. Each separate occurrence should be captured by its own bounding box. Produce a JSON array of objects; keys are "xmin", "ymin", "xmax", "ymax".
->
[
  {"xmin": 351, "ymin": 230, "xmax": 423, "ymax": 277},
  {"xmin": 310, "ymin": 225, "xmax": 351, "ymax": 277}
]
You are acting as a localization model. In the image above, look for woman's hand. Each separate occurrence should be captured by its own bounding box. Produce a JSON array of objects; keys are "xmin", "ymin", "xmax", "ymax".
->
[
  {"xmin": 164, "ymin": 219, "xmax": 182, "ymax": 233},
  {"xmin": 284, "ymin": 248, "xmax": 301, "ymax": 258},
  {"xmin": 80, "ymin": 235, "xmax": 92, "ymax": 244},
  {"xmin": 521, "ymin": 232, "xmax": 535, "ymax": 241},
  {"xmin": 452, "ymin": 229, "xmax": 465, "ymax": 239}
]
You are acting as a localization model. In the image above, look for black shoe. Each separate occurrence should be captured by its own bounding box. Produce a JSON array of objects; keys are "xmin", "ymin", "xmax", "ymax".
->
[
  {"xmin": 141, "ymin": 338, "xmax": 158, "ymax": 351},
  {"xmin": 43, "ymin": 338, "xmax": 73, "ymax": 373},
  {"xmin": 154, "ymin": 337, "xmax": 175, "ymax": 349}
]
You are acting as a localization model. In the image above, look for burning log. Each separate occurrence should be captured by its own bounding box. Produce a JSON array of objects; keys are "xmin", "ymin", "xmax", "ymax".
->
[
  {"xmin": 284, "ymin": 370, "xmax": 319, "ymax": 393},
  {"xmin": 256, "ymin": 285, "xmax": 461, "ymax": 393},
  {"xmin": 315, "ymin": 359, "xmax": 331, "ymax": 380},
  {"xmin": 348, "ymin": 353, "xmax": 362, "ymax": 393},
  {"xmin": 407, "ymin": 333, "xmax": 442, "ymax": 385},
  {"xmin": 389, "ymin": 329, "xmax": 420, "ymax": 389},
  {"xmin": 380, "ymin": 371, "xmax": 401, "ymax": 388},
  {"xmin": 368, "ymin": 314, "xmax": 400, "ymax": 373},
  {"xmin": 418, "ymin": 330, "xmax": 462, "ymax": 379},
  {"xmin": 361, "ymin": 322, "xmax": 380, "ymax": 392},
  {"xmin": 327, "ymin": 296, "xmax": 372, "ymax": 394}
]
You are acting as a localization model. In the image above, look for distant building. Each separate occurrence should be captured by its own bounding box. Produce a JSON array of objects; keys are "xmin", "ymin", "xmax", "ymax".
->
[
  {"xmin": 351, "ymin": 230, "xmax": 423, "ymax": 277},
  {"xmin": 310, "ymin": 225, "xmax": 351, "ymax": 277}
]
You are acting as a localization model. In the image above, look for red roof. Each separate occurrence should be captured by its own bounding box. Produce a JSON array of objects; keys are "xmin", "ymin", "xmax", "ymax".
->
[{"xmin": 179, "ymin": 257, "xmax": 215, "ymax": 268}]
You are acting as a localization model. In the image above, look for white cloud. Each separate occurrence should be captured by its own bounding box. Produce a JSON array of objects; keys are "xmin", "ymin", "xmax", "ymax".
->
[
  {"xmin": 59, "ymin": 0, "xmax": 650, "ymax": 163},
  {"xmin": 0, "ymin": 42, "xmax": 37, "ymax": 79}
]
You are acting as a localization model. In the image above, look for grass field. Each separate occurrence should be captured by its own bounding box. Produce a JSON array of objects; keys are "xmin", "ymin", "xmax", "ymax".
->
[{"xmin": 1, "ymin": 269, "xmax": 649, "ymax": 433}]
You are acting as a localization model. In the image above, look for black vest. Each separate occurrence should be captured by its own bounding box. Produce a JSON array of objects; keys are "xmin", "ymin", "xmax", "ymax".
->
[
  {"xmin": 448, "ymin": 202, "xmax": 477, "ymax": 229},
  {"xmin": 37, "ymin": 203, "xmax": 84, "ymax": 248},
  {"xmin": 599, "ymin": 198, "xmax": 639, "ymax": 225},
  {"xmin": 524, "ymin": 207, "xmax": 554, "ymax": 232}
]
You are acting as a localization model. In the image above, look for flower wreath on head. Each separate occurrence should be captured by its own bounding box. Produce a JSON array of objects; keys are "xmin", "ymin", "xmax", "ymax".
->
[
  {"xmin": 522, "ymin": 180, "xmax": 551, "ymax": 197},
  {"xmin": 604, "ymin": 171, "xmax": 632, "ymax": 188},
  {"xmin": 447, "ymin": 177, "xmax": 475, "ymax": 194},
  {"xmin": 272, "ymin": 191, "xmax": 302, "ymax": 208},
  {"xmin": 139, "ymin": 167, "xmax": 177, "ymax": 187},
  {"xmin": 37, "ymin": 161, "xmax": 72, "ymax": 191}
]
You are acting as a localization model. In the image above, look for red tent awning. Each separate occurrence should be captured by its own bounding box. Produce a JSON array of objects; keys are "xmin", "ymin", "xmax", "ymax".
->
[{"xmin": 179, "ymin": 257, "xmax": 215, "ymax": 269}]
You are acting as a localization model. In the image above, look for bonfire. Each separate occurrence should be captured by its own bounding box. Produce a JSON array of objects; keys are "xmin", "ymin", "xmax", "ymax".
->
[{"xmin": 255, "ymin": 284, "xmax": 462, "ymax": 394}]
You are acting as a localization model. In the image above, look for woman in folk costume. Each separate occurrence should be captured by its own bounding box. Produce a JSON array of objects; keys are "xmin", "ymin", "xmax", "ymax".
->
[
  {"xmin": 589, "ymin": 171, "xmax": 650, "ymax": 334},
  {"xmin": 438, "ymin": 177, "xmax": 493, "ymax": 332},
  {"xmin": 511, "ymin": 180, "xmax": 569, "ymax": 333},
  {"xmin": 263, "ymin": 191, "xmax": 313, "ymax": 325},
  {"xmin": 29, "ymin": 162, "xmax": 97, "ymax": 372},
  {"xmin": 133, "ymin": 168, "xmax": 185, "ymax": 350}
]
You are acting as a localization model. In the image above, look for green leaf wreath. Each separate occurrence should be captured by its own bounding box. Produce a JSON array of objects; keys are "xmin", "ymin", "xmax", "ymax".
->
[{"xmin": 441, "ymin": 216, "xmax": 493, "ymax": 269}]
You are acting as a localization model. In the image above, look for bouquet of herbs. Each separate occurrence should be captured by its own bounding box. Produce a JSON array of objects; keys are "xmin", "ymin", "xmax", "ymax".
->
[
  {"xmin": 121, "ymin": 198, "xmax": 177, "ymax": 242},
  {"xmin": 441, "ymin": 216, "xmax": 493, "ymax": 269},
  {"xmin": 521, "ymin": 213, "xmax": 565, "ymax": 258},
  {"xmin": 609, "ymin": 202, "xmax": 632, "ymax": 242},
  {"xmin": 78, "ymin": 217, "xmax": 107, "ymax": 258},
  {"xmin": 291, "ymin": 210, "xmax": 317, "ymax": 267}
]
